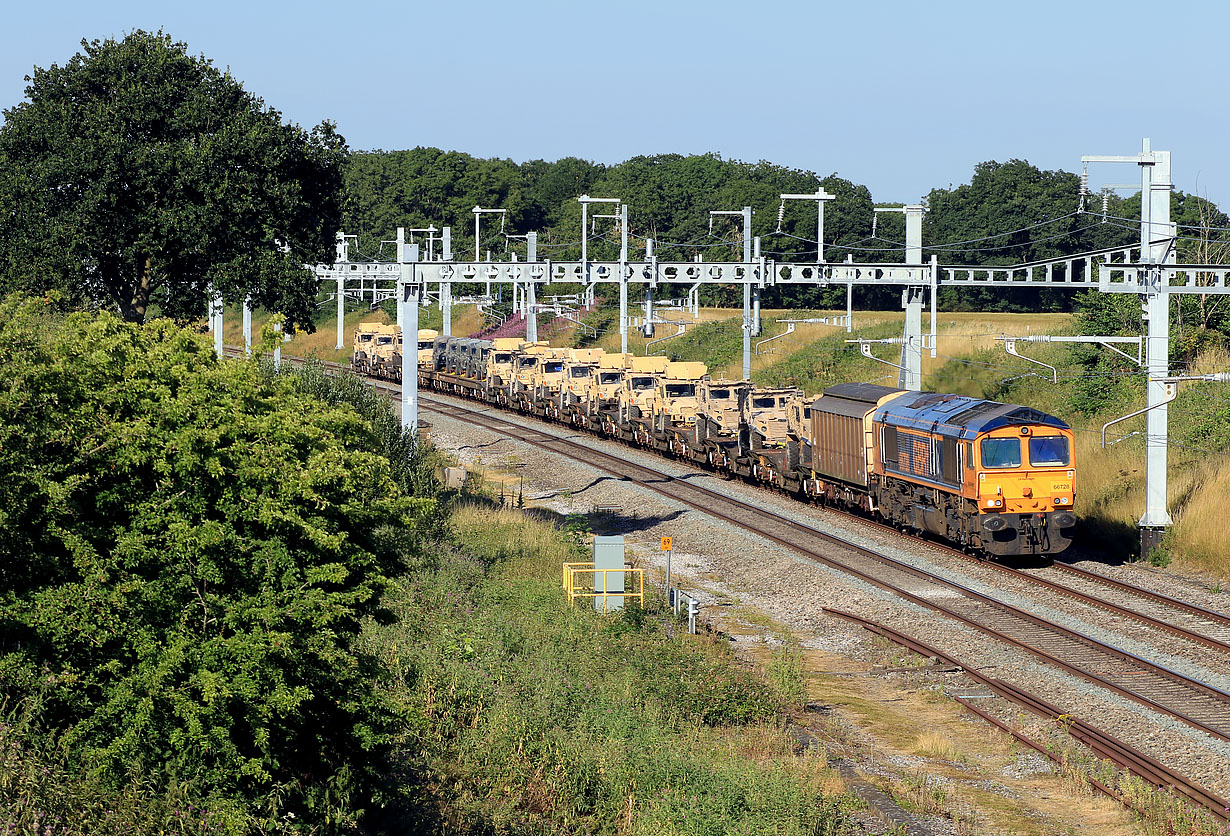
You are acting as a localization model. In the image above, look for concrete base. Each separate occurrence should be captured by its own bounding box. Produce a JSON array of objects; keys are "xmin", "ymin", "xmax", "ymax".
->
[{"xmin": 1139, "ymin": 526, "xmax": 1166, "ymax": 561}]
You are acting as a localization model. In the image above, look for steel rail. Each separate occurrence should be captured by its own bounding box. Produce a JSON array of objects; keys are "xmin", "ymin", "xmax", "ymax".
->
[
  {"xmin": 734, "ymin": 467, "xmax": 1230, "ymax": 653},
  {"xmin": 222, "ymin": 349, "xmax": 1230, "ymax": 748},
  {"xmin": 240, "ymin": 347, "xmax": 1230, "ymax": 654},
  {"xmin": 824, "ymin": 607, "xmax": 1230, "ymax": 825},
  {"xmin": 413, "ymin": 390, "xmax": 1230, "ymax": 745},
  {"xmin": 1051, "ymin": 560, "xmax": 1230, "ymax": 628}
]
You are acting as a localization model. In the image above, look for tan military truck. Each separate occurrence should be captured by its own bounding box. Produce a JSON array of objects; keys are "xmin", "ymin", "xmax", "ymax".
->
[
  {"xmin": 695, "ymin": 379, "xmax": 751, "ymax": 470},
  {"xmin": 745, "ymin": 386, "xmax": 802, "ymax": 448},
  {"xmin": 416, "ymin": 329, "xmax": 439, "ymax": 372},
  {"xmin": 529, "ymin": 348, "xmax": 570, "ymax": 416},
  {"xmin": 485, "ymin": 338, "xmax": 529, "ymax": 403},
  {"xmin": 556, "ymin": 348, "xmax": 606, "ymax": 421},
  {"xmin": 352, "ymin": 322, "xmax": 400, "ymax": 380},
  {"xmin": 585, "ymin": 353, "xmax": 634, "ymax": 433},
  {"xmin": 651, "ymin": 361, "xmax": 708, "ymax": 456},
  {"xmin": 743, "ymin": 385, "xmax": 803, "ymax": 489},
  {"xmin": 616, "ymin": 356, "xmax": 669, "ymax": 425},
  {"xmin": 653, "ymin": 362, "xmax": 707, "ymax": 428},
  {"xmin": 510, "ymin": 343, "xmax": 560, "ymax": 412}
]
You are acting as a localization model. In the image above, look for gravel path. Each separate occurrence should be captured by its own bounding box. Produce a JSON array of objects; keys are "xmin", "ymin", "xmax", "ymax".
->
[{"xmin": 423, "ymin": 396, "xmax": 1230, "ymax": 800}]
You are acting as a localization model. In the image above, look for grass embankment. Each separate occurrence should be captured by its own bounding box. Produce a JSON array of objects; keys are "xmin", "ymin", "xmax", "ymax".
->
[{"xmin": 370, "ymin": 504, "xmax": 857, "ymax": 835}]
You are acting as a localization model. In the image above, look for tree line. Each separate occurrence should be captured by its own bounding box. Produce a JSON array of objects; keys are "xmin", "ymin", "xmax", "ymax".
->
[{"xmin": 342, "ymin": 150, "xmax": 1230, "ymax": 313}]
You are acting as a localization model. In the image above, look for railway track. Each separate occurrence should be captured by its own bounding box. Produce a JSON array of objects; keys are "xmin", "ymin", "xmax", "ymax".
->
[
  {"xmin": 232, "ymin": 349, "xmax": 1230, "ymax": 821},
  {"xmin": 415, "ymin": 391, "xmax": 1230, "ymax": 744},
  {"xmin": 807, "ymin": 493, "xmax": 1230, "ymax": 653}
]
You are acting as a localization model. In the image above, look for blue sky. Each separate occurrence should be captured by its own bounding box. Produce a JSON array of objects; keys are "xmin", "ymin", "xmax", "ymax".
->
[{"xmin": 2, "ymin": 0, "xmax": 1222, "ymax": 210}]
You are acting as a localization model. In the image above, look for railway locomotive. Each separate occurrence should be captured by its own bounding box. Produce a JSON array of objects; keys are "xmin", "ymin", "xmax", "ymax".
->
[{"xmin": 357, "ymin": 322, "xmax": 1077, "ymax": 557}]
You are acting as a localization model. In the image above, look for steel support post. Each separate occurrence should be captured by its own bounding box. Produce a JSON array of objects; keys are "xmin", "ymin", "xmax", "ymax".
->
[
  {"xmin": 333, "ymin": 233, "xmax": 348, "ymax": 350},
  {"xmin": 641, "ymin": 238, "xmax": 655, "ymax": 339},
  {"xmin": 211, "ymin": 288, "xmax": 223, "ymax": 357},
  {"xmin": 580, "ymin": 200, "xmax": 589, "ymax": 289},
  {"xmin": 644, "ymin": 284, "xmax": 654, "ymax": 338},
  {"xmin": 441, "ymin": 226, "xmax": 453, "ymax": 336},
  {"xmin": 930, "ymin": 255, "xmax": 938, "ymax": 358},
  {"xmin": 846, "ymin": 283, "xmax": 853, "ymax": 333},
  {"xmin": 336, "ymin": 276, "xmax": 345, "ymax": 349},
  {"xmin": 1140, "ymin": 143, "xmax": 1174, "ymax": 554},
  {"xmin": 619, "ymin": 205, "xmax": 629, "ymax": 353},
  {"xmin": 897, "ymin": 205, "xmax": 926, "ymax": 390},
  {"xmin": 243, "ymin": 296, "xmax": 253, "ymax": 356},
  {"xmin": 397, "ymin": 227, "xmax": 420, "ymax": 434},
  {"xmin": 619, "ymin": 279, "xmax": 629, "ymax": 353},
  {"xmin": 899, "ymin": 288, "xmax": 924, "ymax": 390},
  {"xmin": 741, "ymin": 207, "xmax": 759, "ymax": 336},
  {"xmin": 526, "ymin": 232, "xmax": 538, "ymax": 342},
  {"xmin": 442, "ymin": 280, "xmax": 452, "ymax": 336},
  {"xmin": 743, "ymin": 282, "xmax": 752, "ymax": 380}
]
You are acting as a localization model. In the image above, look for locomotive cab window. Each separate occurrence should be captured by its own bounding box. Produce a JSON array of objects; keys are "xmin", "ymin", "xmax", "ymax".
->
[
  {"xmin": 1029, "ymin": 435, "xmax": 1070, "ymax": 467},
  {"xmin": 599, "ymin": 372, "xmax": 621, "ymax": 384},
  {"xmin": 630, "ymin": 376, "xmax": 655, "ymax": 391},
  {"xmin": 980, "ymin": 437, "xmax": 1021, "ymax": 468},
  {"xmin": 665, "ymin": 383, "xmax": 696, "ymax": 397}
]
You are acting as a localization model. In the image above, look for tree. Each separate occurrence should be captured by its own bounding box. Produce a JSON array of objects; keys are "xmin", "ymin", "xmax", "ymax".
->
[
  {"xmin": 0, "ymin": 31, "xmax": 347, "ymax": 330},
  {"xmin": 0, "ymin": 295, "xmax": 436, "ymax": 830}
]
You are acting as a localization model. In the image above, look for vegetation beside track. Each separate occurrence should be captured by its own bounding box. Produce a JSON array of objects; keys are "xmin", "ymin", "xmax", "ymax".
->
[
  {"xmin": 372, "ymin": 502, "xmax": 858, "ymax": 835},
  {"xmin": 0, "ymin": 297, "xmax": 857, "ymax": 835}
]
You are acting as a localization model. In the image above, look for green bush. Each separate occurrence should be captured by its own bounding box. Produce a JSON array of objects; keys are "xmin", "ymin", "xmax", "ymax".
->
[{"xmin": 0, "ymin": 295, "xmax": 438, "ymax": 832}]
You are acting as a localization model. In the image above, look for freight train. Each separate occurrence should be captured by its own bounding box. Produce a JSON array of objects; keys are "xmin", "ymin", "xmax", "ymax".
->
[{"xmin": 353, "ymin": 323, "xmax": 1077, "ymax": 557}]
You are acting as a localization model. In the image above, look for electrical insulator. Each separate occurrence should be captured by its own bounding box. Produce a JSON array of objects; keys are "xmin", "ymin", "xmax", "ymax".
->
[
  {"xmin": 1079, "ymin": 166, "xmax": 1089, "ymax": 213},
  {"xmin": 775, "ymin": 200, "xmax": 786, "ymax": 233},
  {"xmin": 872, "ymin": 213, "xmax": 878, "ymax": 238},
  {"xmin": 1101, "ymin": 193, "xmax": 1109, "ymax": 223}
]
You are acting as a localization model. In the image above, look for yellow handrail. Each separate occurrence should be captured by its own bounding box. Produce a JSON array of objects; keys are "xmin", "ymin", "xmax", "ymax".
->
[{"xmin": 562, "ymin": 562, "xmax": 645, "ymax": 613}]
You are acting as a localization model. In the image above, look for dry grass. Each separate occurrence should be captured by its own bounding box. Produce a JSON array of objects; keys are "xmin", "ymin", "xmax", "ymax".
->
[
  {"xmin": 911, "ymin": 731, "xmax": 959, "ymax": 761},
  {"xmin": 449, "ymin": 502, "xmax": 578, "ymax": 577},
  {"xmin": 1171, "ymin": 463, "xmax": 1230, "ymax": 575}
]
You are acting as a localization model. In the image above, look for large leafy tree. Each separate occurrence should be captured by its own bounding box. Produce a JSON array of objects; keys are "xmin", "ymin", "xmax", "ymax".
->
[
  {"xmin": 0, "ymin": 295, "xmax": 436, "ymax": 829},
  {"xmin": 0, "ymin": 31, "xmax": 346, "ymax": 329}
]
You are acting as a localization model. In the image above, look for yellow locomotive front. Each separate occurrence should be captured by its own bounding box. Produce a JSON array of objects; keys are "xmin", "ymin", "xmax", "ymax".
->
[
  {"xmin": 871, "ymin": 393, "xmax": 1077, "ymax": 557},
  {"xmin": 973, "ymin": 424, "xmax": 1076, "ymax": 550}
]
